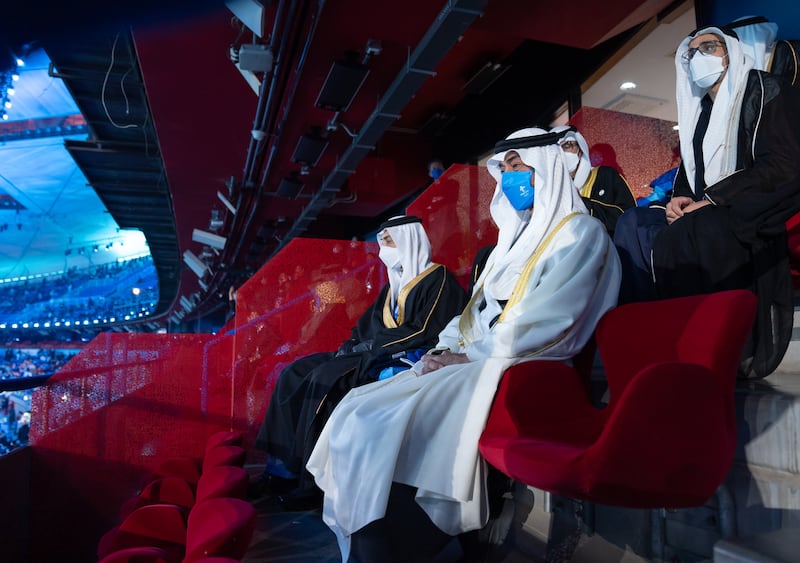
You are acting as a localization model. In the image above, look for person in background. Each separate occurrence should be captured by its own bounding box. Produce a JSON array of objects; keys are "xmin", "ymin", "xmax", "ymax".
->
[
  {"xmin": 551, "ymin": 125, "xmax": 636, "ymax": 237},
  {"xmin": 307, "ymin": 127, "xmax": 621, "ymax": 562},
  {"xmin": 613, "ymin": 24, "xmax": 800, "ymax": 378},
  {"xmin": 427, "ymin": 159, "xmax": 445, "ymax": 181},
  {"xmin": 16, "ymin": 412, "xmax": 30, "ymax": 445}
]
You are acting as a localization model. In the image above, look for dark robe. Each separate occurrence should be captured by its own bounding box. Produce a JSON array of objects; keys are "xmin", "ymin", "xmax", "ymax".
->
[
  {"xmin": 652, "ymin": 70, "xmax": 800, "ymax": 378},
  {"xmin": 255, "ymin": 263, "xmax": 466, "ymax": 483},
  {"xmin": 580, "ymin": 165, "xmax": 636, "ymax": 236}
]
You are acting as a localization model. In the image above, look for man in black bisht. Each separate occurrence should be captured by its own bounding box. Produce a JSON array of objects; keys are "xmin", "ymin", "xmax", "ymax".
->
[
  {"xmin": 614, "ymin": 24, "xmax": 800, "ymax": 379},
  {"xmin": 253, "ymin": 215, "xmax": 467, "ymax": 507}
]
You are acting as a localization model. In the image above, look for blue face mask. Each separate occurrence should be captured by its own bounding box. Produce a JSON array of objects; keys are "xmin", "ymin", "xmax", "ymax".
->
[
  {"xmin": 430, "ymin": 167, "xmax": 443, "ymax": 180},
  {"xmin": 501, "ymin": 170, "xmax": 534, "ymax": 210}
]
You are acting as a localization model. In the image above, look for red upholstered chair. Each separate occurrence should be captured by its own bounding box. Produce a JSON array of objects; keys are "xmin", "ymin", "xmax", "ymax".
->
[
  {"xmin": 195, "ymin": 465, "xmax": 249, "ymax": 503},
  {"xmin": 479, "ymin": 289, "xmax": 757, "ymax": 508},
  {"xmin": 153, "ymin": 457, "xmax": 202, "ymax": 485},
  {"xmin": 97, "ymin": 546, "xmax": 173, "ymax": 563},
  {"xmin": 204, "ymin": 430, "xmax": 244, "ymax": 453},
  {"xmin": 202, "ymin": 445, "xmax": 246, "ymax": 470},
  {"xmin": 97, "ymin": 503, "xmax": 188, "ymax": 561},
  {"xmin": 786, "ymin": 212, "xmax": 800, "ymax": 288},
  {"xmin": 119, "ymin": 477, "xmax": 197, "ymax": 519},
  {"xmin": 183, "ymin": 498, "xmax": 256, "ymax": 562}
]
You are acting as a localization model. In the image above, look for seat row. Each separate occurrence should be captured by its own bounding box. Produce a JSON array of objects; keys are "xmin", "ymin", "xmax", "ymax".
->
[{"xmin": 97, "ymin": 430, "xmax": 256, "ymax": 563}]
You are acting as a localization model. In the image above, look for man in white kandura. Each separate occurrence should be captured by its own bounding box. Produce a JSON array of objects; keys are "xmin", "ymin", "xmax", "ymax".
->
[{"xmin": 307, "ymin": 127, "xmax": 621, "ymax": 562}]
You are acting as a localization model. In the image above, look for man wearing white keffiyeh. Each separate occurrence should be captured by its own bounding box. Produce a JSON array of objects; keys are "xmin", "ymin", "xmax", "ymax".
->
[
  {"xmin": 307, "ymin": 127, "xmax": 620, "ymax": 562},
  {"xmin": 614, "ymin": 24, "xmax": 800, "ymax": 379},
  {"xmin": 550, "ymin": 125, "xmax": 636, "ymax": 236},
  {"xmin": 253, "ymin": 215, "xmax": 466, "ymax": 507}
]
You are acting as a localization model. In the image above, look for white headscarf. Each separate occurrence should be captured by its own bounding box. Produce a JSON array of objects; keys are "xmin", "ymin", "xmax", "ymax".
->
[
  {"xmin": 550, "ymin": 125, "xmax": 592, "ymax": 191},
  {"xmin": 480, "ymin": 128, "xmax": 588, "ymax": 326},
  {"xmin": 675, "ymin": 26, "xmax": 754, "ymax": 194},
  {"xmin": 378, "ymin": 217, "xmax": 433, "ymax": 308},
  {"xmin": 730, "ymin": 16, "xmax": 778, "ymax": 71}
]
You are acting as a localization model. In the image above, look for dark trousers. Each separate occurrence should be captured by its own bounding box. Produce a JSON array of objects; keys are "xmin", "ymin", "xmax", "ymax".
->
[
  {"xmin": 349, "ymin": 483, "xmax": 453, "ymax": 563},
  {"xmin": 613, "ymin": 207, "xmax": 668, "ymax": 304}
]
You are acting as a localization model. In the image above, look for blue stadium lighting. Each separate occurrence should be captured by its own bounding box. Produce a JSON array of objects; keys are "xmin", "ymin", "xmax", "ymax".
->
[
  {"xmin": 0, "ymin": 324, "xmax": 5, "ymax": 329},
  {"xmin": 11, "ymin": 324, "xmax": 17, "ymax": 329},
  {"xmin": 54, "ymin": 322, "xmax": 61, "ymax": 327},
  {"xmin": 64, "ymin": 322, "xmax": 71, "ymax": 327}
]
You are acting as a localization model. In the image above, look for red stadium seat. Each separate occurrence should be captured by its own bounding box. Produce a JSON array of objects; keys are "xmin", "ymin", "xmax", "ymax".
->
[
  {"xmin": 183, "ymin": 498, "xmax": 256, "ymax": 562},
  {"xmin": 204, "ymin": 430, "xmax": 244, "ymax": 453},
  {"xmin": 479, "ymin": 290, "xmax": 757, "ymax": 508},
  {"xmin": 97, "ymin": 504, "xmax": 187, "ymax": 561},
  {"xmin": 195, "ymin": 465, "xmax": 248, "ymax": 503},
  {"xmin": 97, "ymin": 546, "xmax": 173, "ymax": 563},
  {"xmin": 202, "ymin": 445, "xmax": 246, "ymax": 470},
  {"xmin": 153, "ymin": 457, "xmax": 202, "ymax": 485},
  {"xmin": 119, "ymin": 477, "xmax": 196, "ymax": 519},
  {"xmin": 786, "ymin": 212, "xmax": 800, "ymax": 288}
]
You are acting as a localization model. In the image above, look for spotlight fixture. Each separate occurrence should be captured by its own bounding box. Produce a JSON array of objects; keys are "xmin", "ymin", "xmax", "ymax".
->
[
  {"xmin": 192, "ymin": 229, "xmax": 227, "ymax": 250},
  {"xmin": 217, "ymin": 190, "xmax": 237, "ymax": 215},
  {"xmin": 225, "ymin": 0, "xmax": 267, "ymax": 37},
  {"xmin": 182, "ymin": 250, "xmax": 209, "ymax": 279},
  {"xmin": 237, "ymin": 44, "xmax": 273, "ymax": 73},
  {"xmin": 276, "ymin": 175, "xmax": 304, "ymax": 199},
  {"xmin": 292, "ymin": 132, "xmax": 329, "ymax": 167},
  {"xmin": 315, "ymin": 57, "xmax": 370, "ymax": 112}
]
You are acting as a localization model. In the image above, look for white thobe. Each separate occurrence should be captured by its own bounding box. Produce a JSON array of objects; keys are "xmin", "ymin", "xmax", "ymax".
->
[{"xmin": 307, "ymin": 213, "xmax": 620, "ymax": 560}]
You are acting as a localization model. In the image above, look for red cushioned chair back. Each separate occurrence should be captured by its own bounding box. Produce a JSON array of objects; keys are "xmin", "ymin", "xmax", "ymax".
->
[
  {"xmin": 195, "ymin": 466, "xmax": 248, "ymax": 504},
  {"xmin": 204, "ymin": 430, "xmax": 244, "ymax": 453},
  {"xmin": 97, "ymin": 546, "xmax": 172, "ymax": 563},
  {"xmin": 154, "ymin": 457, "xmax": 202, "ymax": 485},
  {"xmin": 141, "ymin": 477, "xmax": 196, "ymax": 507},
  {"xmin": 119, "ymin": 504, "xmax": 188, "ymax": 545},
  {"xmin": 184, "ymin": 498, "xmax": 256, "ymax": 562},
  {"xmin": 597, "ymin": 290, "xmax": 757, "ymax": 405},
  {"xmin": 202, "ymin": 445, "xmax": 246, "ymax": 470},
  {"xmin": 787, "ymin": 211, "xmax": 800, "ymax": 287}
]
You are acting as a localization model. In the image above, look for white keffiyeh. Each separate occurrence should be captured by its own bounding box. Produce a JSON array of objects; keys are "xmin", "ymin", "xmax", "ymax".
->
[
  {"xmin": 479, "ymin": 127, "xmax": 588, "ymax": 332},
  {"xmin": 675, "ymin": 26, "xmax": 754, "ymax": 194},
  {"xmin": 550, "ymin": 125, "xmax": 592, "ymax": 192},
  {"xmin": 380, "ymin": 218, "xmax": 433, "ymax": 309}
]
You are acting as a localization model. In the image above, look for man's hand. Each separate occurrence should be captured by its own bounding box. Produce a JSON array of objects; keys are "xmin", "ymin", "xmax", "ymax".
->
[
  {"xmin": 665, "ymin": 197, "xmax": 710, "ymax": 224},
  {"xmin": 420, "ymin": 349, "xmax": 469, "ymax": 374}
]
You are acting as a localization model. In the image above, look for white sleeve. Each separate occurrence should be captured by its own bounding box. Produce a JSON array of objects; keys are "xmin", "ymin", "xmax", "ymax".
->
[{"xmin": 435, "ymin": 314, "xmax": 463, "ymax": 351}]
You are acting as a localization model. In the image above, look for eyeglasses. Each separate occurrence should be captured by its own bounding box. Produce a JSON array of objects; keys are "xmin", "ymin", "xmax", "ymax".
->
[
  {"xmin": 682, "ymin": 40, "xmax": 725, "ymax": 62},
  {"xmin": 559, "ymin": 141, "xmax": 579, "ymax": 151}
]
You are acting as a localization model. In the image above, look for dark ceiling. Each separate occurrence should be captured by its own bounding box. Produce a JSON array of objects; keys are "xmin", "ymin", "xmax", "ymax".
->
[{"xmin": 0, "ymin": 0, "xmax": 681, "ymax": 327}]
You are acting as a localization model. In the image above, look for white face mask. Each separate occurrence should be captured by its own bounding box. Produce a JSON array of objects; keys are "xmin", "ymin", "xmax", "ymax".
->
[
  {"xmin": 563, "ymin": 151, "xmax": 580, "ymax": 174},
  {"xmin": 689, "ymin": 52, "xmax": 726, "ymax": 89},
  {"xmin": 379, "ymin": 245, "xmax": 400, "ymax": 270}
]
